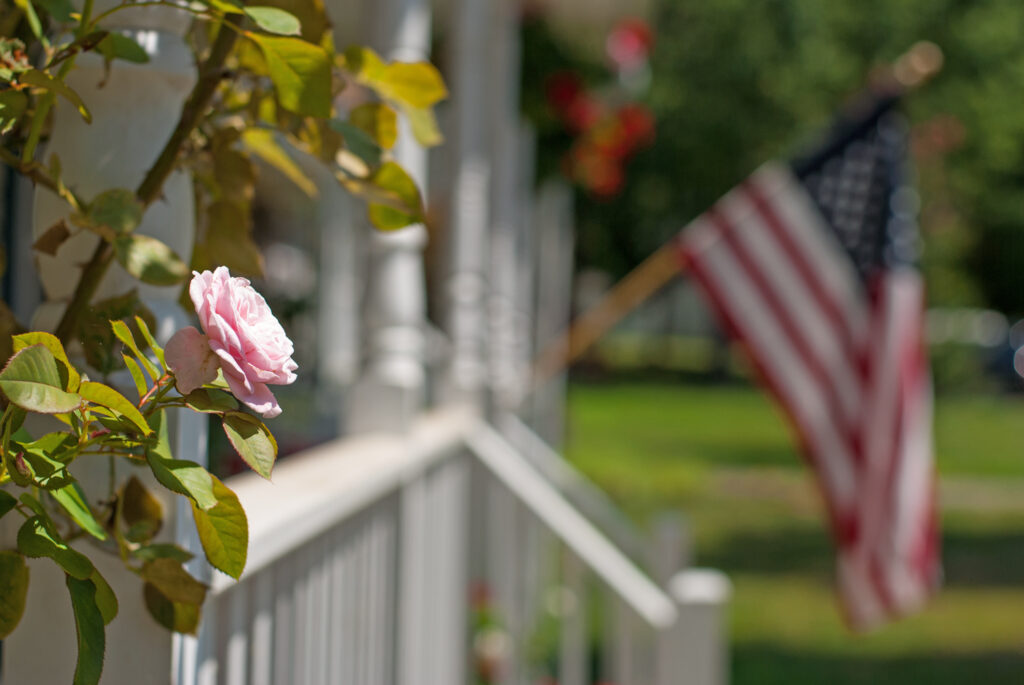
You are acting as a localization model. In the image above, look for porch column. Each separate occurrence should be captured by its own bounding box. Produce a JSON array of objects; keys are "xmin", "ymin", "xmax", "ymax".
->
[
  {"xmin": 440, "ymin": 0, "xmax": 492, "ymax": 403},
  {"xmin": 347, "ymin": 0, "xmax": 431, "ymax": 432}
]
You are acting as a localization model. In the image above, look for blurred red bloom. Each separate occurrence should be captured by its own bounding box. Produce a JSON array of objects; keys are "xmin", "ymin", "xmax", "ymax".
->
[{"xmin": 606, "ymin": 18, "xmax": 654, "ymax": 70}]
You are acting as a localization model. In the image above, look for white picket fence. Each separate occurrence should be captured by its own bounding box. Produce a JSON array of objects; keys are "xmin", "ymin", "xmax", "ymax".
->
[{"xmin": 0, "ymin": 0, "xmax": 732, "ymax": 682}]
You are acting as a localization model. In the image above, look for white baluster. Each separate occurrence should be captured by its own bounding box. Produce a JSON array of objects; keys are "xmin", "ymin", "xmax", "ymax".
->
[
  {"xmin": 441, "ymin": 0, "xmax": 492, "ymax": 402},
  {"xmin": 348, "ymin": 0, "xmax": 431, "ymax": 433}
]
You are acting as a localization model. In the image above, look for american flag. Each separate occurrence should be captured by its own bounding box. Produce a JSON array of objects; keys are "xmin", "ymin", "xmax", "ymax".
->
[{"xmin": 676, "ymin": 93, "xmax": 940, "ymax": 629}]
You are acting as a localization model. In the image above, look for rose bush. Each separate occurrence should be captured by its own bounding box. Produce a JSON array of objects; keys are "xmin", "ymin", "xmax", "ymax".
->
[{"xmin": 165, "ymin": 267, "xmax": 298, "ymax": 418}]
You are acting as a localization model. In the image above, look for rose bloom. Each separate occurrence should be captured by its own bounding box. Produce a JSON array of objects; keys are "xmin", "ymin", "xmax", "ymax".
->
[{"xmin": 165, "ymin": 267, "xmax": 298, "ymax": 418}]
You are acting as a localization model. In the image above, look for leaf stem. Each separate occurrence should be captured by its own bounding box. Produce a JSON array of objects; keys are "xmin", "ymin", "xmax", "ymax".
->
[{"xmin": 53, "ymin": 14, "xmax": 243, "ymax": 345}]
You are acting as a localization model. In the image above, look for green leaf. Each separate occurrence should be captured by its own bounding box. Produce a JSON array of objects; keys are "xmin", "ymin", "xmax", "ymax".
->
[
  {"xmin": 184, "ymin": 388, "xmax": 238, "ymax": 413},
  {"xmin": 11, "ymin": 0, "xmax": 43, "ymax": 42},
  {"xmin": 18, "ymin": 492, "xmax": 46, "ymax": 518},
  {"xmin": 97, "ymin": 33, "xmax": 149, "ymax": 64},
  {"xmin": 365, "ymin": 161, "xmax": 424, "ymax": 231},
  {"xmin": 18, "ymin": 516, "xmax": 94, "ymax": 579},
  {"xmin": 141, "ymin": 558, "xmax": 207, "ymax": 605},
  {"xmin": 241, "ymin": 128, "xmax": 317, "ymax": 196},
  {"xmin": 111, "ymin": 319, "xmax": 158, "ymax": 381},
  {"xmin": 204, "ymin": 201, "xmax": 264, "ymax": 277},
  {"xmin": 329, "ymin": 119, "xmax": 381, "ymax": 169},
  {"xmin": 0, "ymin": 490, "xmax": 17, "ymax": 520},
  {"xmin": 349, "ymin": 103, "xmax": 398, "ymax": 149},
  {"xmin": 121, "ymin": 475, "xmax": 163, "ymax": 543},
  {"xmin": 133, "ymin": 543, "xmax": 193, "ymax": 564},
  {"xmin": 86, "ymin": 189, "xmax": 143, "ymax": 236},
  {"xmin": 66, "ymin": 576, "xmax": 105, "ymax": 685},
  {"xmin": 249, "ymin": 34, "xmax": 331, "ymax": 117},
  {"xmin": 144, "ymin": 411, "xmax": 217, "ymax": 511},
  {"xmin": 19, "ymin": 69, "xmax": 90, "ymax": 122},
  {"xmin": 89, "ymin": 569, "xmax": 118, "ymax": 625},
  {"xmin": 0, "ymin": 551, "xmax": 28, "ymax": 639},
  {"xmin": 403, "ymin": 104, "xmax": 443, "ymax": 147},
  {"xmin": 222, "ymin": 412, "xmax": 277, "ymax": 479},
  {"xmin": 78, "ymin": 381, "xmax": 150, "ymax": 434},
  {"xmin": 191, "ymin": 475, "xmax": 247, "ymax": 579},
  {"xmin": 0, "ymin": 345, "xmax": 82, "ymax": 414},
  {"xmin": 143, "ymin": 582, "xmax": 200, "ymax": 634},
  {"xmin": 12, "ymin": 331, "xmax": 80, "ymax": 391},
  {"xmin": 52, "ymin": 482, "xmax": 107, "ymax": 541},
  {"xmin": 133, "ymin": 315, "xmax": 166, "ymax": 369},
  {"xmin": 245, "ymin": 6, "xmax": 301, "ymax": 35},
  {"xmin": 123, "ymin": 355, "xmax": 147, "ymax": 399},
  {"xmin": 35, "ymin": 0, "xmax": 74, "ymax": 22},
  {"xmin": 113, "ymin": 234, "xmax": 190, "ymax": 286},
  {"xmin": 0, "ymin": 89, "xmax": 27, "ymax": 135},
  {"xmin": 198, "ymin": 0, "xmax": 244, "ymax": 13},
  {"xmin": 374, "ymin": 61, "xmax": 448, "ymax": 109}
]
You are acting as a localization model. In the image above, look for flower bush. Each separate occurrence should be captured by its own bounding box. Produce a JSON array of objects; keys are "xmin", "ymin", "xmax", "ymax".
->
[{"xmin": 0, "ymin": 0, "xmax": 448, "ymax": 681}]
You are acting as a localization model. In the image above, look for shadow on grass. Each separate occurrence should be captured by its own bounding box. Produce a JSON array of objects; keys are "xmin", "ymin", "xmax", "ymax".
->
[
  {"xmin": 700, "ymin": 525, "xmax": 1024, "ymax": 588},
  {"xmin": 733, "ymin": 644, "xmax": 1024, "ymax": 685}
]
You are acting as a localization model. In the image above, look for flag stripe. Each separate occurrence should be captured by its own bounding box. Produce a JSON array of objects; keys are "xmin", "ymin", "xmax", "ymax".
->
[
  {"xmin": 679, "ymin": 154, "xmax": 939, "ymax": 629},
  {"xmin": 679, "ymin": 223, "xmax": 858, "ymax": 515},
  {"xmin": 717, "ymin": 188, "xmax": 864, "ymax": 429}
]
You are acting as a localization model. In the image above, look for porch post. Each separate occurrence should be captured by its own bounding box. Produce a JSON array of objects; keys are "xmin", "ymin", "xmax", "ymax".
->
[
  {"xmin": 440, "ymin": 0, "xmax": 492, "ymax": 403},
  {"xmin": 347, "ymin": 0, "xmax": 431, "ymax": 433}
]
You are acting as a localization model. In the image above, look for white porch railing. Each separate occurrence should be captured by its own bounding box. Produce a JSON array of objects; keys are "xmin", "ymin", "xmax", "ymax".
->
[{"xmin": 178, "ymin": 406, "xmax": 729, "ymax": 685}]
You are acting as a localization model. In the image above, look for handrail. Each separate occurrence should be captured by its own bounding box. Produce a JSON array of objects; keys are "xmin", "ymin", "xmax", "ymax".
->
[
  {"xmin": 467, "ymin": 422, "xmax": 679, "ymax": 630},
  {"xmin": 213, "ymin": 407, "xmax": 679, "ymax": 632},
  {"xmin": 211, "ymin": 405, "xmax": 478, "ymax": 593}
]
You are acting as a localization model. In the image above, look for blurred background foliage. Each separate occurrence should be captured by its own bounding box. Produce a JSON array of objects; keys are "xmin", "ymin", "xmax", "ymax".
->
[{"xmin": 522, "ymin": 0, "xmax": 1024, "ymax": 317}]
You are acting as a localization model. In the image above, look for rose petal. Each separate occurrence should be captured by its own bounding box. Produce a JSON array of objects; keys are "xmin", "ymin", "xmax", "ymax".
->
[
  {"xmin": 165, "ymin": 326, "xmax": 220, "ymax": 394},
  {"xmin": 223, "ymin": 371, "xmax": 281, "ymax": 418}
]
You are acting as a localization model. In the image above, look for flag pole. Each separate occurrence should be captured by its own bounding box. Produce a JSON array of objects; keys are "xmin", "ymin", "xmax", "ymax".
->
[{"xmin": 530, "ymin": 41, "xmax": 943, "ymax": 387}]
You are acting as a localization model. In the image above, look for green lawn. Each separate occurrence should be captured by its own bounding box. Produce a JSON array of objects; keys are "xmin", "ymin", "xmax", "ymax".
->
[{"xmin": 564, "ymin": 382, "xmax": 1024, "ymax": 684}]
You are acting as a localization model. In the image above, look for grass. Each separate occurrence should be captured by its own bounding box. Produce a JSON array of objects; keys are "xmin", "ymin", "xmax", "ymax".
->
[{"xmin": 564, "ymin": 381, "xmax": 1024, "ymax": 684}]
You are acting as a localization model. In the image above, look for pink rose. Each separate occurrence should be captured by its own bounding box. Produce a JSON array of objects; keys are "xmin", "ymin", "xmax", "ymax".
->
[{"xmin": 165, "ymin": 267, "xmax": 297, "ymax": 418}]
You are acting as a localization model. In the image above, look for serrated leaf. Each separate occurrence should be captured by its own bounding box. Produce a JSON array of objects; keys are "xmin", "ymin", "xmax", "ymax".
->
[
  {"xmin": 142, "ymin": 558, "xmax": 207, "ymax": 604},
  {"xmin": 36, "ymin": 0, "xmax": 74, "ymax": 21},
  {"xmin": 19, "ymin": 69, "xmax": 90, "ymax": 122},
  {"xmin": 134, "ymin": 543, "xmax": 193, "ymax": 564},
  {"xmin": 18, "ymin": 516, "xmax": 93, "ymax": 579},
  {"xmin": 245, "ymin": 6, "xmax": 301, "ymax": 35},
  {"xmin": 133, "ymin": 315, "xmax": 165, "ymax": 369},
  {"xmin": 12, "ymin": 331, "xmax": 80, "ymax": 391},
  {"xmin": 0, "ymin": 551, "xmax": 28, "ymax": 638},
  {"xmin": 78, "ymin": 381, "xmax": 150, "ymax": 434},
  {"xmin": 144, "ymin": 411, "xmax": 216, "ymax": 511},
  {"xmin": 365, "ymin": 161, "xmax": 423, "ymax": 230},
  {"xmin": 249, "ymin": 34, "xmax": 331, "ymax": 117},
  {"xmin": 111, "ymin": 319, "xmax": 158, "ymax": 381},
  {"xmin": 143, "ymin": 582, "xmax": 200, "ymax": 634},
  {"xmin": 86, "ymin": 189, "xmax": 142, "ymax": 235},
  {"xmin": 241, "ymin": 128, "xmax": 317, "ymax": 196},
  {"xmin": 0, "ymin": 491, "xmax": 17, "ymax": 519},
  {"xmin": 89, "ymin": 568, "xmax": 117, "ymax": 625},
  {"xmin": 121, "ymin": 475, "xmax": 163, "ymax": 543},
  {"xmin": 66, "ymin": 576, "xmax": 105, "ymax": 685},
  {"xmin": 52, "ymin": 482, "xmax": 107, "ymax": 540},
  {"xmin": 113, "ymin": 234, "xmax": 190, "ymax": 286},
  {"xmin": 222, "ymin": 412, "xmax": 277, "ymax": 479},
  {"xmin": 349, "ymin": 103, "xmax": 397, "ymax": 149},
  {"xmin": 376, "ymin": 61, "xmax": 447, "ymax": 108},
  {"xmin": 191, "ymin": 475, "xmax": 247, "ymax": 579},
  {"xmin": 0, "ymin": 345, "xmax": 81, "ymax": 413},
  {"xmin": 0, "ymin": 90, "xmax": 28, "ymax": 135},
  {"xmin": 184, "ymin": 388, "xmax": 238, "ymax": 413},
  {"xmin": 97, "ymin": 33, "xmax": 149, "ymax": 64},
  {"xmin": 123, "ymin": 355, "xmax": 147, "ymax": 399}
]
